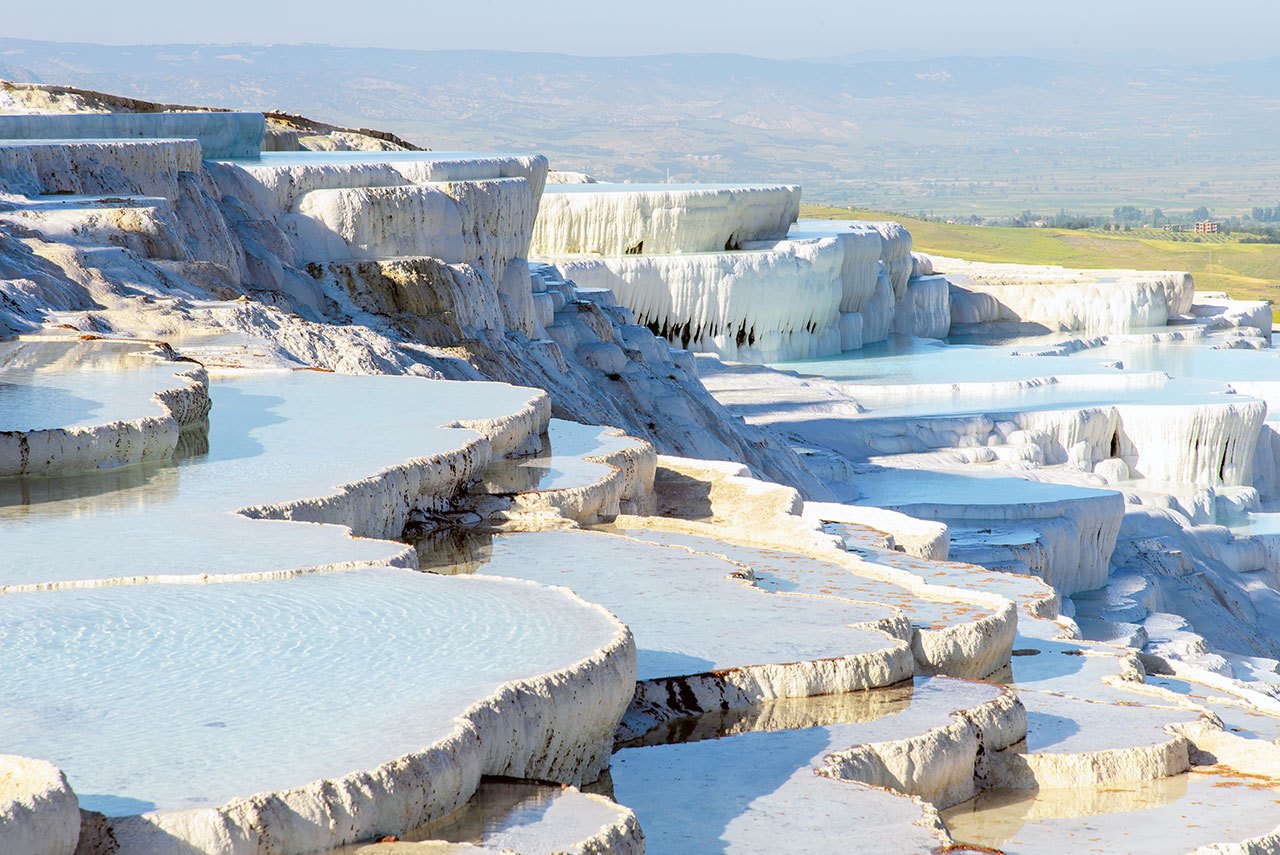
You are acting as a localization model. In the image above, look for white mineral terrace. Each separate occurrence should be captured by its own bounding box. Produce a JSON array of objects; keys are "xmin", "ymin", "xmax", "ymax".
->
[
  {"xmin": 610, "ymin": 677, "xmax": 1010, "ymax": 854},
  {"xmin": 0, "ymin": 369, "xmax": 547, "ymax": 588},
  {"xmin": 0, "ymin": 112, "xmax": 266, "ymax": 158},
  {"xmin": 8, "ymin": 108, "xmax": 1280, "ymax": 855},
  {"xmin": 0, "ymin": 569, "xmax": 620, "ymax": 816},
  {"xmin": 0, "ymin": 338, "xmax": 208, "ymax": 477},
  {"xmin": 0, "ymin": 339, "xmax": 194, "ymax": 431},
  {"xmin": 533, "ymin": 209, "xmax": 921, "ymax": 361},
  {"xmin": 333, "ymin": 780, "xmax": 641, "ymax": 854},
  {"xmin": 461, "ymin": 528, "xmax": 909, "ymax": 682},
  {"xmin": 943, "ymin": 771, "xmax": 1280, "ymax": 854},
  {"xmin": 531, "ymin": 183, "xmax": 800, "ymax": 256},
  {"xmin": 0, "ymin": 352, "xmax": 640, "ymax": 853}
]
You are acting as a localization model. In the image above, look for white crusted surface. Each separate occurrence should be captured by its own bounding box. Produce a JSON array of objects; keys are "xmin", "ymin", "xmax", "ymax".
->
[
  {"xmin": 0, "ymin": 755, "xmax": 80, "ymax": 855},
  {"xmin": 0, "ymin": 372, "xmax": 548, "ymax": 589},
  {"xmin": 470, "ymin": 528, "xmax": 909, "ymax": 681},
  {"xmin": 531, "ymin": 183, "xmax": 799, "ymax": 256},
  {"xmin": 334, "ymin": 781, "xmax": 642, "ymax": 855},
  {"xmin": 0, "ymin": 337, "xmax": 209, "ymax": 477},
  {"xmin": 937, "ymin": 255, "xmax": 1195, "ymax": 333},
  {"xmin": 0, "ymin": 111, "xmax": 264, "ymax": 158},
  {"xmin": 553, "ymin": 239, "xmax": 844, "ymax": 362}
]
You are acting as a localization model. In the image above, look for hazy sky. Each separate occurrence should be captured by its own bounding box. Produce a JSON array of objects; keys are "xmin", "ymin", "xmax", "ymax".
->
[{"xmin": 6, "ymin": 0, "xmax": 1279, "ymax": 61}]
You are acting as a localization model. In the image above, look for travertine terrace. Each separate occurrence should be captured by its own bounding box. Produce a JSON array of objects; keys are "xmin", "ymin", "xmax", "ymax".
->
[{"xmin": 3, "ymin": 86, "xmax": 1280, "ymax": 855}]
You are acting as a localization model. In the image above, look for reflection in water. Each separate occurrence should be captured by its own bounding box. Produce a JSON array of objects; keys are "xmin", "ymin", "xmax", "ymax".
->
[
  {"xmin": 0, "ymin": 339, "xmax": 185, "ymax": 430},
  {"xmin": 324, "ymin": 778, "xmax": 608, "ymax": 853},
  {"xmin": 408, "ymin": 524, "xmax": 494, "ymax": 575},
  {"xmin": 0, "ymin": 421, "xmax": 210, "ymax": 513},
  {"xmin": 404, "ymin": 779, "xmax": 564, "ymax": 846},
  {"xmin": 474, "ymin": 420, "xmax": 625, "ymax": 496},
  {"xmin": 619, "ymin": 679, "xmax": 916, "ymax": 749},
  {"xmin": 942, "ymin": 776, "xmax": 1190, "ymax": 849}
]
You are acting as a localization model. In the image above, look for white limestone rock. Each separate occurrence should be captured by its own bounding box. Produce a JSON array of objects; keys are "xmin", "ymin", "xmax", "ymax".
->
[
  {"xmin": 531, "ymin": 183, "xmax": 800, "ymax": 256},
  {"xmin": 0, "ymin": 755, "xmax": 80, "ymax": 855},
  {"xmin": 555, "ymin": 239, "xmax": 844, "ymax": 362},
  {"xmin": 0, "ymin": 111, "xmax": 265, "ymax": 158},
  {"xmin": 1115, "ymin": 399, "xmax": 1265, "ymax": 487},
  {"xmin": 289, "ymin": 178, "xmax": 535, "ymax": 282},
  {"xmin": 787, "ymin": 220, "xmax": 884, "ymax": 312},
  {"xmin": 0, "ymin": 139, "xmax": 201, "ymax": 201},
  {"xmin": 936, "ymin": 255, "xmax": 1195, "ymax": 333},
  {"xmin": 894, "ymin": 274, "xmax": 952, "ymax": 339}
]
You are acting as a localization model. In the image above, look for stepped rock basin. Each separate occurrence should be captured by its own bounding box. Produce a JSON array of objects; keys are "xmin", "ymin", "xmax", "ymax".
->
[
  {"xmin": 610, "ymin": 676, "xmax": 1013, "ymax": 854},
  {"xmin": 330, "ymin": 779, "xmax": 639, "ymax": 854},
  {"xmin": 943, "ymin": 770, "xmax": 1280, "ymax": 854},
  {"xmin": 0, "ymin": 369, "xmax": 546, "ymax": 588},
  {"xmin": 769, "ymin": 332, "xmax": 1258, "ymax": 420},
  {"xmin": 0, "ymin": 339, "xmax": 193, "ymax": 432},
  {"xmin": 0, "ymin": 568, "xmax": 620, "ymax": 816},
  {"xmin": 448, "ymin": 528, "xmax": 906, "ymax": 681},
  {"xmin": 0, "ymin": 354, "xmax": 639, "ymax": 849},
  {"xmin": 9, "ymin": 105, "xmax": 1280, "ymax": 854}
]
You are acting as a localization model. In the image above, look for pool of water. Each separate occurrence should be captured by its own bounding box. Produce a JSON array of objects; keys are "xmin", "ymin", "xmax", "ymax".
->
[
  {"xmin": 610, "ymin": 677, "xmax": 998, "ymax": 854},
  {"xmin": 770, "ymin": 333, "xmax": 1268, "ymax": 420},
  {"xmin": 942, "ymin": 769, "xmax": 1280, "ymax": 854},
  {"xmin": 0, "ymin": 567, "xmax": 617, "ymax": 816},
  {"xmin": 466, "ymin": 529, "xmax": 898, "ymax": 681},
  {"xmin": 0, "ymin": 370, "xmax": 539, "ymax": 587},
  {"xmin": 330, "ymin": 779, "xmax": 627, "ymax": 853},
  {"xmin": 480, "ymin": 420, "xmax": 636, "ymax": 494},
  {"xmin": 771, "ymin": 335, "xmax": 1129, "ymax": 386},
  {"xmin": 0, "ymin": 339, "xmax": 187, "ymax": 431},
  {"xmin": 853, "ymin": 467, "xmax": 1116, "ymax": 509}
]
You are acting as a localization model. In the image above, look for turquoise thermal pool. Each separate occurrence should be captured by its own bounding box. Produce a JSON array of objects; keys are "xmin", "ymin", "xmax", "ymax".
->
[
  {"xmin": 0, "ymin": 370, "xmax": 539, "ymax": 588},
  {"xmin": 0, "ymin": 568, "xmax": 618, "ymax": 816},
  {"xmin": 0, "ymin": 339, "xmax": 187, "ymax": 431}
]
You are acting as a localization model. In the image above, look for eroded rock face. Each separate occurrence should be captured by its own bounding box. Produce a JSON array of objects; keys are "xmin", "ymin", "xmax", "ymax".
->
[
  {"xmin": 936, "ymin": 255, "xmax": 1199, "ymax": 334},
  {"xmin": 555, "ymin": 239, "xmax": 846, "ymax": 362},
  {"xmin": 531, "ymin": 183, "xmax": 800, "ymax": 256}
]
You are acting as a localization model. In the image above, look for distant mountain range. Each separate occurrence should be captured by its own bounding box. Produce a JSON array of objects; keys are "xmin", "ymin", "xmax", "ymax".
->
[{"xmin": 3, "ymin": 38, "xmax": 1277, "ymax": 216}]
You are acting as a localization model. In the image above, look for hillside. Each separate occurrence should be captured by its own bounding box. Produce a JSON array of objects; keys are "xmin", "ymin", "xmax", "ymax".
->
[
  {"xmin": 806, "ymin": 205, "xmax": 1280, "ymax": 318},
  {"xmin": 3, "ymin": 38, "xmax": 1280, "ymax": 217}
]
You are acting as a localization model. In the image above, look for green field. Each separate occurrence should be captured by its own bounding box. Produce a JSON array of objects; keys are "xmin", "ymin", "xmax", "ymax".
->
[{"xmin": 803, "ymin": 205, "xmax": 1280, "ymax": 320}]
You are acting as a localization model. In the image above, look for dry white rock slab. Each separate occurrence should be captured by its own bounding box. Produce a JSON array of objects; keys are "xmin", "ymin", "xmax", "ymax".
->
[{"xmin": 0, "ymin": 754, "xmax": 80, "ymax": 855}]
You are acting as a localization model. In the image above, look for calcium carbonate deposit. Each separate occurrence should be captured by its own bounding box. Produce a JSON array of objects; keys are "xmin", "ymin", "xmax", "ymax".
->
[{"xmin": 4, "ymin": 84, "xmax": 1280, "ymax": 855}]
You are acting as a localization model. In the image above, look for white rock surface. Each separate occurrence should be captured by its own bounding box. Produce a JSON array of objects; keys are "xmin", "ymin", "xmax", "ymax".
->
[
  {"xmin": 0, "ymin": 139, "xmax": 201, "ymax": 200},
  {"xmin": 554, "ymin": 239, "xmax": 844, "ymax": 362},
  {"xmin": 0, "ymin": 755, "xmax": 80, "ymax": 855},
  {"xmin": 333, "ymin": 781, "xmax": 642, "ymax": 855},
  {"xmin": 0, "ymin": 111, "xmax": 265, "ymax": 158},
  {"xmin": 936, "ymin": 255, "xmax": 1196, "ymax": 333},
  {"xmin": 0, "ymin": 337, "xmax": 209, "ymax": 477},
  {"xmin": 531, "ymin": 183, "xmax": 799, "ymax": 256}
]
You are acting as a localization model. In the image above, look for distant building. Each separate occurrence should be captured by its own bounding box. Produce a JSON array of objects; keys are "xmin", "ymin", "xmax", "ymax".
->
[
  {"xmin": 1195, "ymin": 220, "xmax": 1221, "ymax": 234},
  {"xmin": 1164, "ymin": 224, "xmax": 1188, "ymax": 233}
]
